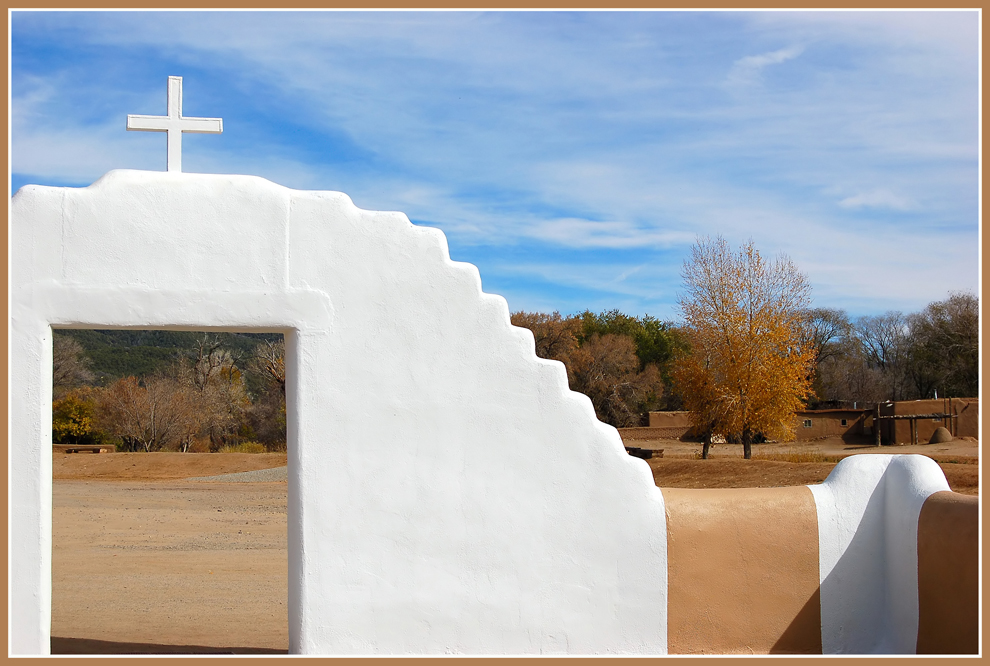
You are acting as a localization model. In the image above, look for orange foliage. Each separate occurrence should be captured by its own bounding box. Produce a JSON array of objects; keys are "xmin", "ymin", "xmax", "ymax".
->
[
  {"xmin": 511, "ymin": 311, "xmax": 665, "ymax": 427},
  {"xmin": 510, "ymin": 311, "xmax": 580, "ymax": 362},
  {"xmin": 567, "ymin": 333, "xmax": 665, "ymax": 428},
  {"xmin": 673, "ymin": 237, "xmax": 815, "ymax": 456}
]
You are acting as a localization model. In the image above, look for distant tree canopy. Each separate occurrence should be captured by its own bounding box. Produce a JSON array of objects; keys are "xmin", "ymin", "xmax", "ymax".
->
[
  {"xmin": 812, "ymin": 292, "xmax": 979, "ymax": 405},
  {"xmin": 673, "ymin": 237, "xmax": 815, "ymax": 459},
  {"xmin": 54, "ymin": 330, "xmax": 281, "ymax": 385},
  {"xmin": 50, "ymin": 288, "xmax": 976, "ymax": 451},
  {"xmin": 511, "ymin": 309, "xmax": 683, "ymax": 427},
  {"xmin": 50, "ymin": 331, "xmax": 286, "ymax": 452}
]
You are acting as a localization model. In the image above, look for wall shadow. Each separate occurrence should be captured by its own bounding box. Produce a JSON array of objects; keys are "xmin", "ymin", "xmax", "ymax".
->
[
  {"xmin": 820, "ymin": 480, "xmax": 887, "ymax": 652},
  {"xmin": 768, "ymin": 588, "xmax": 822, "ymax": 654},
  {"xmin": 51, "ymin": 636, "xmax": 288, "ymax": 655}
]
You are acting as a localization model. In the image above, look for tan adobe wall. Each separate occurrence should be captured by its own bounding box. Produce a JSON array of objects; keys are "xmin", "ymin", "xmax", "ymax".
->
[
  {"xmin": 954, "ymin": 398, "xmax": 979, "ymax": 438},
  {"xmin": 648, "ymin": 411, "xmax": 692, "ymax": 428},
  {"xmin": 664, "ymin": 486, "xmax": 822, "ymax": 654},
  {"xmin": 662, "ymin": 484, "xmax": 978, "ymax": 655},
  {"xmin": 792, "ymin": 410, "xmax": 868, "ymax": 441},
  {"xmin": 880, "ymin": 398, "xmax": 979, "ymax": 444},
  {"xmin": 645, "ymin": 411, "xmax": 698, "ymax": 439},
  {"xmin": 916, "ymin": 491, "xmax": 979, "ymax": 654}
]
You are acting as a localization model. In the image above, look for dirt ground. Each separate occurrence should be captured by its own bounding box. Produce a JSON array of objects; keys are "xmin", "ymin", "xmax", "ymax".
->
[
  {"xmin": 50, "ymin": 437, "xmax": 978, "ymax": 654},
  {"xmin": 53, "ymin": 452, "xmax": 289, "ymax": 480},
  {"xmin": 619, "ymin": 435, "xmax": 980, "ymax": 496},
  {"xmin": 52, "ymin": 476, "xmax": 289, "ymax": 654}
]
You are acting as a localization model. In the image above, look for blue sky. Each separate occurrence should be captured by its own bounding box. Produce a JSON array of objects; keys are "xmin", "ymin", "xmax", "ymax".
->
[{"xmin": 10, "ymin": 10, "xmax": 979, "ymax": 320}]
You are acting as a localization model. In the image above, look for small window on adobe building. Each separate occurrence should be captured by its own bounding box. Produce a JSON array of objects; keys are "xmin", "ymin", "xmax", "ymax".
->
[
  {"xmin": 803, "ymin": 419, "xmax": 812, "ymax": 428},
  {"xmin": 840, "ymin": 419, "xmax": 848, "ymax": 427}
]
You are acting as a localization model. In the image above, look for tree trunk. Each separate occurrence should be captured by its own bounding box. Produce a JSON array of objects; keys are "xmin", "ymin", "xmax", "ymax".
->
[
  {"xmin": 702, "ymin": 434, "xmax": 711, "ymax": 460},
  {"xmin": 742, "ymin": 429, "xmax": 752, "ymax": 459}
]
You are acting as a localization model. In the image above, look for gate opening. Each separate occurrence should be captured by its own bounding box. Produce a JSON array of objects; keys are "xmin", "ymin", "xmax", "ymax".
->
[{"xmin": 50, "ymin": 328, "xmax": 290, "ymax": 654}]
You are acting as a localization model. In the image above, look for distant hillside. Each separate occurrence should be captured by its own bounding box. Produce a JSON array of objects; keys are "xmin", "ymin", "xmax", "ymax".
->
[{"xmin": 54, "ymin": 329, "xmax": 282, "ymax": 385}]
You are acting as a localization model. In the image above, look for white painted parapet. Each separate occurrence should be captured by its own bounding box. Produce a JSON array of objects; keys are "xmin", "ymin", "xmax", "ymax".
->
[
  {"xmin": 10, "ymin": 171, "xmax": 668, "ymax": 655},
  {"xmin": 809, "ymin": 454, "xmax": 951, "ymax": 654}
]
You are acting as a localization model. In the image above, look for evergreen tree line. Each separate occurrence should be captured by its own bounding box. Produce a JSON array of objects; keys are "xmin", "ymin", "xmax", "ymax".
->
[{"xmin": 52, "ymin": 332, "xmax": 286, "ymax": 452}]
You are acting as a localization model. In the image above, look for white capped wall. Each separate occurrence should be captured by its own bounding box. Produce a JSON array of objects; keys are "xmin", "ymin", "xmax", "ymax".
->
[
  {"xmin": 10, "ymin": 170, "xmax": 956, "ymax": 656},
  {"xmin": 10, "ymin": 170, "xmax": 669, "ymax": 655},
  {"xmin": 809, "ymin": 454, "xmax": 951, "ymax": 654}
]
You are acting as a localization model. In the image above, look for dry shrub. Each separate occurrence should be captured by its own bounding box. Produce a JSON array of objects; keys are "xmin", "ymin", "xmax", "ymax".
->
[
  {"xmin": 218, "ymin": 441, "xmax": 267, "ymax": 454},
  {"xmin": 751, "ymin": 451, "xmax": 842, "ymax": 464}
]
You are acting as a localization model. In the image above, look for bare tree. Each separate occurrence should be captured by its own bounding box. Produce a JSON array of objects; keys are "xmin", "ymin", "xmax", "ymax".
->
[
  {"xmin": 252, "ymin": 338, "xmax": 286, "ymax": 396},
  {"xmin": 804, "ymin": 308, "xmax": 851, "ymax": 369},
  {"xmin": 510, "ymin": 311, "xmax": 580, "ymax": 362},
  {"xmin": 97, "ymin": 375, "xmax": 201, "ymax": 452},
  {"xmin": 52, "ymin": 335, "xmax": 94, "ymax": 397},
  {"xmin": 814, "ymin": 341, "xmax": 888, "ymax": 404},
  {"xmin": 181, "ymin": 336, "xmax": 249, "ymax": 450},
  {"xmin": 905, "ymin": 292, "xmax": 979, "ymax": 399},
  {"xmin": 853, "ymin": 312, "xmax": 910, "ymax": 400},
  {"xmin": 566, "ymin": 333, "xmax": 665, "ymax": 428},
  {"xmin": 244, "ymin": 339, "xmax": 287, "ymax": 451}
]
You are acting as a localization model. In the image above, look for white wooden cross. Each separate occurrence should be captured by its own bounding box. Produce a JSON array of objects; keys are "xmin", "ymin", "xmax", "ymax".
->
[{"xmin": 126, "ymin": 76, "xmax": 223, "ymax": 173}]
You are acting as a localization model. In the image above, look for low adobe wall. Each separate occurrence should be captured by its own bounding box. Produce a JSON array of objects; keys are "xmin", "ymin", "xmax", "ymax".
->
[
  {"xmin": 916, "ymin": 491, "xmax": 979, "ymax": 653},
  {"xmin": 645, "ymin": 412, "xmax": 697, "ymax": 439},
  {"xmin": 648, "ymin": 410, "xmax": 876, "ymax": 442},
  {"xmin": 663, "ymin": 455, "xmax": 978, "ymax": 654},
  {"xmin": 648, "ymin": 411, "xmax": 692, "ymax": 429},
  {"xmin": 664, "ymin": 486, "xmax": 822, "ymax": 653}
]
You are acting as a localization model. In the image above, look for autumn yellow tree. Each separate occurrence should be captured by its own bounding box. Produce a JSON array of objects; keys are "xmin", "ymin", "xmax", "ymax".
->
[
  {"xmin": 52, "ymin": 388, "xmax": 100, "ymax": 444},
  {"xmin": 673, "ymin": 237, "xmax": 815, "ymax": 459}
]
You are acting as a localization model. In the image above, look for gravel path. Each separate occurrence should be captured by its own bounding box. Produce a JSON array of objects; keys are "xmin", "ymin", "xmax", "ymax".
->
[{"xmin": 188, "ymin": 466, "xmax": 288, "ymax": 482}]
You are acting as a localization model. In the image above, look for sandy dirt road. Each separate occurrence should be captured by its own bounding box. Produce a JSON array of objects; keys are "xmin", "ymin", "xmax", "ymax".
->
[{"xmin": 52, "ymin": 478, "xmax": 288, "ymax": 654}]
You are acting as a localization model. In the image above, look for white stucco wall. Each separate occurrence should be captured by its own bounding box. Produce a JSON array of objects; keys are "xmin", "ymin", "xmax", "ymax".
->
[
  {"xmin": 808, "ymin": 454, "xmax": 950, "ymax": 654},
  {"xmin": 10, "ymin": 170, "xmax": 961, "ymax": 656},
  {"xmin": 10, "ymin": 170, "xmax": 669, "ymax": 655}
]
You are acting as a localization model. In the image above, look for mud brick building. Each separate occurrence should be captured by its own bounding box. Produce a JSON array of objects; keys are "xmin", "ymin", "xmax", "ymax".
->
[{"xmin": 878, "ymin": 398, "xmax": 979, "ymax": 445}]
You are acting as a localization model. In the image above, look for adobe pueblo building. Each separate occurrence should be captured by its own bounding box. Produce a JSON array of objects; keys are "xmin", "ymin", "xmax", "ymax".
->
[
  {"xmin": 649, "ymin": 399, "xmax": 979, "ymax": 445},
  {"xmin": 10, "ymin": 78, "xmax": 978, "ymax": 656}
]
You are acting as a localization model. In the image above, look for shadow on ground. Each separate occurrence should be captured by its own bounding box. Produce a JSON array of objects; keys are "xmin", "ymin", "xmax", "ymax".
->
[{"xmin": 51, "ymin": 636, "xmax": 288, "ymax": 655}]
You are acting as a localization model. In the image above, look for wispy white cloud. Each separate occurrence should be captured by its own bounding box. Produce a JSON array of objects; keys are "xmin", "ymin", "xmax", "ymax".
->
[
  {"xmin": 838, "ymin": 189, "xmax": 914, "ymax": 211},
  {"xmin": 726, "ymin": 45, "xmax": 804, "ymax": 86},
  {"xmin": 526, "ymin": 218, "xmax": 695, "ymax": 249},
  {"xmin": 746, "ymin": 10, "xmax": 978, "ymax": 63},
  {"xmin": 784, "ymin": 219, "xmax": 978, "ymax": 314},
  {"xmin": 10, "ymin": 10, "xmax": 978, "ymax": 318}
]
